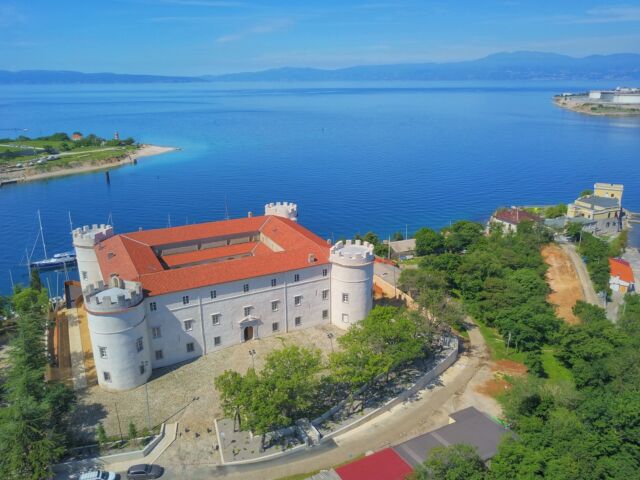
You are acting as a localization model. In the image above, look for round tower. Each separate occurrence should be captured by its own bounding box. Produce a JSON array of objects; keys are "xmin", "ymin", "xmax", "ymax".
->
[
  {"xmin": 84, "ymin": 276, "xmax": 151, "ymax": 390},
  {"xmin": 73, "ymin": 224, "xmax": 114, "ymax": 291},
  {"xmin": 329, "ymin": 240, "xmax": 374, "ymax": 329},
  {"xmin": 264, "ymin": 202, "xmax": 298, "ymax": 222}
]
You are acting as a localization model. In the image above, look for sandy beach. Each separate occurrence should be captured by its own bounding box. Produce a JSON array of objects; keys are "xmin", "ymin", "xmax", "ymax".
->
[{"xmin": 0, "ymin": 144, "xmax": 177, "ymax": 185}]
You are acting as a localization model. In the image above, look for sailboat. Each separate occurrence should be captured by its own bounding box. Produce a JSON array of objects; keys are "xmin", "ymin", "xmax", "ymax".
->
[{"xmin": 29, "ymin": 210, "xmax": 77, "ymax": 271}]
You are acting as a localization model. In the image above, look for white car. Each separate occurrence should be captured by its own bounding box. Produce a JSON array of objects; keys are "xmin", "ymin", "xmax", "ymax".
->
[{"xmin": 78, "ymin": 470, "xmax": 119, "ymax": 480}]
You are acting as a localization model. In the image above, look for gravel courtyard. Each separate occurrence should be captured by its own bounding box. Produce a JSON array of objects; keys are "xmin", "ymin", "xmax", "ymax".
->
[{"xmin": 70, "ymin": 324, "xmax": 343, "ymax": 444}]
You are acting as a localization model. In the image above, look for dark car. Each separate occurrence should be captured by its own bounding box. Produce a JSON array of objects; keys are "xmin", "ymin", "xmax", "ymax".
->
[{"xmin": 126, "ymin": 464, "xmax": 164, "ymax": 479}]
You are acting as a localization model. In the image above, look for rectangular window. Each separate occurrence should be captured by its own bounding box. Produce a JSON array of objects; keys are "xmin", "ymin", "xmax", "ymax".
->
[
  {"xmin": 271, "ymin": 300, "xmax": 279, "ymax": 312},
  {"xmin": 152, "ymin": 326, "xmax": 161, "ymax": 338},
  {"xmin": 342, "ymin": 293, "xmax": 349, "ymax": 303},
  {"xmin": 82, "ymin": 271, "xmax": 88, "ymax": 280},
  {"xmin": 295, "ymin": 316, "xmax": 302, "ymax": 326},
  {"xmin": 136, "ymin": 337, "xmax": 144, "ymax": 352},
  {"xmin": 99, "ymin": 346, "xmax": 108, "ymax": 359},
  {"xmin": 155, "ymin": 350, "xmax": 163, "ymax": 360},
  {"xmin": 322, "ymin": 289, "xmax": 329, "ymax": 300},
  {"xmin": 211, "ymin": 313, "xmax": 221, "ymax": 325},
  {"xmin": 210, "ymin": 290, "xmax": 217, "ymax": 299},
  {"xmin": 139, "ymin": 364, "xmax": 145, "ymax": 375},
  {"xmin": 322, "ymin": 268, "xmax": 328, "ymax": 277},
  {"xmin": 243, "ymin": 283, "xmax": 249, "ymax": 293},
  {"xmin": 186, "ymin": 342, "xmax": 194, "ymax": 353},
  {"xmin": 322, "ymin": 309, "xmax": 329, "ymax": 320},
  {"xmin": 294, "ymin": 274, "xmax": 300, "ymax": 282},
  {"xmin": 272, "ymin": 322, "xmax": 279, "ymax": 332},
  {"xmin": 149, "ymin": 302, "xmax": 157, "ymax": 312},
  {"xmin": 182, "ymin": 295, "xmax": 189, "ymax": 305},
  {"xmin": 294, "ymin": 295, "xmax": 302, "ymax": 306},
  {"xmin": 103, "ymin": 371, "xmax": 111, "ymax": 382},
  {"xmin": 271, "ymin": 278, "xmax": 277, "ymax": 287},
  {"xmin": 214, "ymin": 336, "xmax": 221, "ymax": 346},
  {"xmin": 184, "ymin": 320, "xmax": 194, "ymax": 332},
  {"xmin": 243, "ymin": 306, "xmax": 252, "ymax": 316},
  {"xmin": 342, "ymin": 313, "xmax": 349, "ymax": 324}
]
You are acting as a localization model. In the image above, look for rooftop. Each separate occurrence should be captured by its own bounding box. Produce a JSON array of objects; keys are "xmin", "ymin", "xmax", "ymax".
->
[
  {"xmin": 576, "ymin": 195, "xmax": 620, "ymax": 209},
  {"xmin": 493, "ymin": 208, "xmax": 541, "ymax": 225},
  {"xmin": 610, "ymin": 258, "xmax": 635, "ymax": 284},
  {"xmin": 95, "ymin": 215, "xmax": 330, "ymax": 296},
  {"xmin": 335, "ymin": 448, "xmax": 413, "ymax": 480}
]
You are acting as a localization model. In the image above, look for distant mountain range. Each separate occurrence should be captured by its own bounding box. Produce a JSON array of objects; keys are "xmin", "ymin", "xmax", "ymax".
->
[{"xmin": 2, "ymin": 52, "xmax": 640, "ymax": 84}]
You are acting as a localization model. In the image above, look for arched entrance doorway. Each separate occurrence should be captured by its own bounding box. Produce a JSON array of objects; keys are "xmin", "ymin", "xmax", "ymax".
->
[{"xmin": 244, "ymin": 325, "xmax": 254, "ymax": 342}]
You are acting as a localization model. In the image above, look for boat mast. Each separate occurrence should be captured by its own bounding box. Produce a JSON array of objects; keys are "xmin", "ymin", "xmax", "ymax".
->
[
  {"xmin": 37, "ymin": 209, "xmax": 48, "ymax": 259},
  {"xmin": 68, "ymin": 211, "xmax": 73, "ymax": 233}
]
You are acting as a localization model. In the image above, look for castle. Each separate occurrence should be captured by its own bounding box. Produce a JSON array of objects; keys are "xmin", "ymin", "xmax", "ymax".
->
[{"xmin": 73, "ymin": 202, "xmax": 374, "ymax": 391}]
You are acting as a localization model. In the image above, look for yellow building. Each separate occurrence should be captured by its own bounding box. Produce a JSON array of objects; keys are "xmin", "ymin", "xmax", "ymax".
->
[{"xmin": 567, "ymin": 183, "xmax": 623, "ymax": 233}]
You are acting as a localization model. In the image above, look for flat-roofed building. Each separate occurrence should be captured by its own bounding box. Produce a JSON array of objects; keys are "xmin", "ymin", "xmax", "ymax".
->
[
  {"xmin": 567, "ymin": 183, "xmax": 623, "ymax": 233},
  {"xmin": 73, "ymin": 202, "xmax": 374, "ymax": 390}
]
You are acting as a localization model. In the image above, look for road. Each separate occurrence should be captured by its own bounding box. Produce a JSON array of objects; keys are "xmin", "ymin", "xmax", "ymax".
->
[
  {"xmin": 559, "ymin": 243, "xmax": 601, "ymax": 306},
  {"xmin": 147, "ymin": 323, "xmax": 493, "ymax": 480}
]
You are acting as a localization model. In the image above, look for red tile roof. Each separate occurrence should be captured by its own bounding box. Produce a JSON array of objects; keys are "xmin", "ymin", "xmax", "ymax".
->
[
  {"xmin": 95, "ymin": 216, "xmax": 330, "ymax": 296},
  {"xmin": 493, "ymin": 208, "xmax": 541, "ymax": 225},
  {"xmin": 609, "ymin": 258, "xmax": 635, "ymax": 284},
  {"xmin": 335, "ymin": 448, "xmax": 413, "ymax": 480}
]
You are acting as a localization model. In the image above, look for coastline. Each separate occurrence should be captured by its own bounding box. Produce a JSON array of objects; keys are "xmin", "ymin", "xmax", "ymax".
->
[
  {"xmin": 0, "ymin": 144, "xmax": 178, "ymax": 186},
  {"xmin": 553, "ymin": 97, "xmax": 640, "ymax": 117}
]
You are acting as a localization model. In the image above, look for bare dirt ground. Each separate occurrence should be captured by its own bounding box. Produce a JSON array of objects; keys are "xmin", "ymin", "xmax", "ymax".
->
[
  {"xmin": 475, "ymin": 358, "xmax": 528, "ymax": 400},
  {"xmin": 542, "ymin": 243, "xmax": 583, "ymax": 324}
]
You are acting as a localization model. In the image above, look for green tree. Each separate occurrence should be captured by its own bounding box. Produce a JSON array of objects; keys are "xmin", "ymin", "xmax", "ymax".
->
[
  {"xmin": 415, "ymin": 227, "xmax": 445, "ymax": 256},
  {"xmin": 30, "ymin": 268, "xmax": 42, "ymax": 291},
  {"xmin": 363, "ymin": 231, "xmax": 380, "ymax": 245},
  {"xmin": 374, "ymin": 243, "xmax": 390, "ymax": 258},
  {"xmin": 392, "ymin": 231, "xmax": 404, "ymax": 241},
  {"xmin": 412, "ymin": 444, "xmax": 486, "ymax": 480},
  {"xmin": 565, "ymin": 222, "xmax": 583, "ymax": 242},
  {"xmin": 128, "ymin": 422, "xmax": 138, "ymax": 445},
  {"xmin": 96, "ymin": 423, "xmax": 107, "ymax": 446},
  {"xmin": 544, "ymin": 204, "xmax": 568, "ymax": 218},
  {"xmin": 580, "ymin": 189, "xmax": 593, "ymax": 197},
  {"xmin": 443, "ymin": 221, "xmax": 484, "ymax": 253}
]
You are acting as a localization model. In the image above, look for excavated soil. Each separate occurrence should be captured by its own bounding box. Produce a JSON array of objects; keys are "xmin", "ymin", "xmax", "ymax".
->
[{"xmin": 542, "ymin": 243, "xmax": 583, "ymax": 324}]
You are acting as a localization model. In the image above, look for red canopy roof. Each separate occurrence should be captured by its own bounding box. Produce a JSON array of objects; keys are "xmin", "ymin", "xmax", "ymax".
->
[
  {"xmin": 336, "ymin": 448, "xmax": 413, "ymax": 480},
  {"xmin": 610, "ymin": 258, "xmax": 635, "ymax": 284}
]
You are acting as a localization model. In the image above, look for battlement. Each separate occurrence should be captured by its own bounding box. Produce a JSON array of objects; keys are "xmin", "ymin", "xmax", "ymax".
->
[
  {"xmin": 73, "ymin": 224, "xmax": 114, "ymax": 246},
  {"xmin": 330, "ymin": 240, "xmax": 375, "ymax": 266},
  {"xmin": 265, "ymin": 202, "xmax": 298, "ymax": 222},
  {"xmin": 84, "ymin": 276, "xmax": 144, "ymax": 311}
]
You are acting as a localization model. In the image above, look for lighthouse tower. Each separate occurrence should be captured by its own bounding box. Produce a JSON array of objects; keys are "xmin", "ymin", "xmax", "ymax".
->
[
  {"xmin": 329, "ymin": 240, "xmax": 375, "ymax": 329},
  {"xmin": 84, "ymin": 276, "xmax": 151, "ymax": 390},
  {"xmin": 264, "ymin": 202, "xmax": 298, "ymax": 222},
  {"xmin": 72, "ymin": 224, "xmax": 114, "ymax": 292}
]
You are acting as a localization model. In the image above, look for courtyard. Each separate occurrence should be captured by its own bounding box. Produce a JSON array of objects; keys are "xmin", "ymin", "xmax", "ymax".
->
[{"xmin": 70, "ymin": 324, "xmax": 344, "ymax": 445}]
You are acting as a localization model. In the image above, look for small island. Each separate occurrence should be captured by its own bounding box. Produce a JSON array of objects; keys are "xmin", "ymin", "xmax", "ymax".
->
[
  {"xmin": 0, "ymin": 131, "xmax": 176, "ymax": 185},
  {"xmin": 554, "ymin": 88, "xmax": 640, "ymax": 116}
]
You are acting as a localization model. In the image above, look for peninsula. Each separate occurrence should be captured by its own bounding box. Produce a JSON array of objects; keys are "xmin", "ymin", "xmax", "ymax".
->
[
  {"xmin": 554, "ymin": 88, "xmax": 640, "ymax": 116},
  {"xmin": 0, "ymin": 131, "xmax": 177, "ymax": 185}
]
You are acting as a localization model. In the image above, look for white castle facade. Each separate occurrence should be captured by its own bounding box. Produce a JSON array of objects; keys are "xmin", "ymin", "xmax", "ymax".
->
[{"xmin": 73, "ymin": 202, "xmax": 374, "ymax": 391}]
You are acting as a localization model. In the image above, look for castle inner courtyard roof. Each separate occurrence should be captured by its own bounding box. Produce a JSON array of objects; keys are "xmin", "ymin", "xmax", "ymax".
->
[{"xmin": 95, "ymin": 215, "xmax": 330, "ymax": 296}]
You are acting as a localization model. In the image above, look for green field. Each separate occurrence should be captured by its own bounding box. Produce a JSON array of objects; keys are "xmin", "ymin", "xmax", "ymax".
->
[{"xmin": 0, "ymin": 133, "xmax": 138, "ymax": 172}]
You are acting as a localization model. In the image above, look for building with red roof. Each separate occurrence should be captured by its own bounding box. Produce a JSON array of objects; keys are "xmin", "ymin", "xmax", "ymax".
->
[
  {"xmin": 489, "ymin": 207, "xmax": 542, "ymax": 233},
  {"xmin": 609, "ymin": 258, "xmax": 635, "ymax": 293},
  {"xmin": 72, "ymin": 202, "xmax": 375, "ymax": 390},
  {"xmin": 335, "ymin": 448, "xmax": 413, "ymax": 480}
]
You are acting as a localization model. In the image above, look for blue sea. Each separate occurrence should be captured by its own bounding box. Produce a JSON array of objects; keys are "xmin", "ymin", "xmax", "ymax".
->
[{"xmin": 1, "ymin": 81, "xmax": 639, "ymax": 295}]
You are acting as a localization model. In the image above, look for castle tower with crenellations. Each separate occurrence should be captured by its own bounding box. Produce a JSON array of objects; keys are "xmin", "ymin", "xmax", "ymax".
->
[
  {"xmin": 84, "ymin": 276, "xmax": 151, "ymax": 390},
  {"xmin": 264, "ymin": 202, "xmax": 298, "ymax": 222},
  {"xmin": 72, "ymin": 224, "xmax": 114, "ymax": 291},
  {"xmin": 329, "ymin": 240, "xmax": 375, "ymax": 329}
]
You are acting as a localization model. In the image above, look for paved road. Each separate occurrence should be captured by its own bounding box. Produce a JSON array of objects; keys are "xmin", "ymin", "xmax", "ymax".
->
[
  {"xmin": 148, "ymin": 324, "xmax": 490, "ymax": 480},
  {"xmin": 560, "ymin": 243, "xmax": 601, "ymax": 306}
]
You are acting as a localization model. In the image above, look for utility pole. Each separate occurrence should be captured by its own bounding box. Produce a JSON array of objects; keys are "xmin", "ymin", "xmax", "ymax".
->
[
  {"xmin": 114, "ymin": 402, "xmax": 124, "ymax": 442},
  {"xmin": 506, "ymin": 331, "xmax": 512, "ymax": 354},
  {"xmin": 144, "ymin": 382, "xmax": 151, "ymax": 431}
]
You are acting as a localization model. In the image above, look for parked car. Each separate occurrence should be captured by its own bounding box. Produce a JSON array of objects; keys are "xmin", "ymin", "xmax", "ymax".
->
[
  {"xmin": 78, "ymin": 470, "xmax": 119, "ymax": 480},
  {"xmin": 126, "ymin": 464, "xmax": 164, "ymax": 479}
]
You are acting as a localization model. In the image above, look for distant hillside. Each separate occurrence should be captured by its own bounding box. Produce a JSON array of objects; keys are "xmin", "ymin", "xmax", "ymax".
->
[
  {"xmin": 204, "ymin": 52, "xmax": 640, "ymax": 82},
  {"xmin": 3, "ymin": 52, "xmax": 640, "ymax": 84},
  {"xmin": 0, "ymin": 70, "xmax": 202, "ymax": 84}
]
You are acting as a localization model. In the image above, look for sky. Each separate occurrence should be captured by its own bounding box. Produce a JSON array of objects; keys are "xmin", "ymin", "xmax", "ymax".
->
[{"xmin": 2, "ymin": 0, "xmax": 640, "ymax": 75}]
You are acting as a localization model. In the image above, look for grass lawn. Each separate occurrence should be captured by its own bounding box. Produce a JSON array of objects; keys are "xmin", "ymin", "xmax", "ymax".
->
[
  {"xmin": 474, "ymin": 318, "xmax": 527, "ymax": 363},
  {"xmin": 541, "ymin": 347, "xmax": 573, "ymax": 384}
]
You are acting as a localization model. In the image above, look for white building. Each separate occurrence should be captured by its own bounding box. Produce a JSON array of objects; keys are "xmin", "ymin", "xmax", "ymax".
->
[{"xmin": 73, "ymin": 202, "xmax": 374, "ymax": 391}]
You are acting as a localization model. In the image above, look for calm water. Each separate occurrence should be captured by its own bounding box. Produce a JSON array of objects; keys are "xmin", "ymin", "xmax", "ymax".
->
[{"xmin": 1, "ymin": 81, "xmax": 639, "ymax": 294}]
